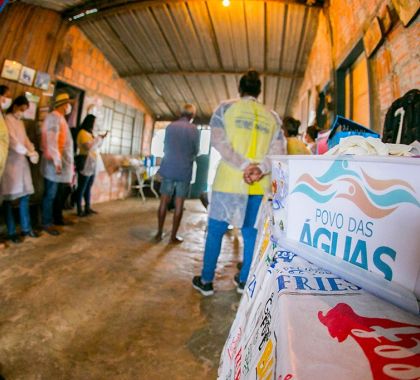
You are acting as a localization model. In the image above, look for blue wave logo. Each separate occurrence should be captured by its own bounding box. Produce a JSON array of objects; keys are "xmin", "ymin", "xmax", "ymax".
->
[{"xmin": 290, "ymin": 160, "xmax": 420, "ymax": 219}]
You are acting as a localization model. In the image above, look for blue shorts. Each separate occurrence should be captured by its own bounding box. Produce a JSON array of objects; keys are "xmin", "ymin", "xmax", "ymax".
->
[{"xmin": 160, "ymin": 178, "xmax": 190, "ymax": 198}]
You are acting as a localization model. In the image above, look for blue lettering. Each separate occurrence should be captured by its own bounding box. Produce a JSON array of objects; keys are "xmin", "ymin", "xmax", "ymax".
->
[
  {"xmin": 373, "ymin": 246, "xmax": 396, "ymax": 281},
  {"xmin": 349, "ymin": 240, "xmax": 368, "ymax": 270},
  {"xmin": 348, "ymin": 217, "xmax": 357, "ymax": 233},
  {"xmin": 356, "ymin": 221, "xmax": 364, "ymax": 235},
  {"xmin": 343, "ymin": 236, "xmax": 352, "ymax": 262},
  {"xmin": 299, "ymin": 221, "xmax": 312, "ymax": 247},
  {"xmin": 277, "ymin": 275, "xmax": 291, "ymax": 291},
  {"xmin": 365, "ymin": 222, "xmax": 374, "ymax": 238},
  {"xmin": 326, "ymin": 277, "xmax": 349, "ymax": 291},
  {"xmin": 248, "ymin": 274, "xmax": 257, "ymax": 298},
  {"xmin": 313, "ymin": 227, "xmax": 331, "ymax": 254},
  {"xmin": 314, "ymin": 276, "xmax": 327, "ymax": 291},
  {"xmin": 330, "ymin": 232, "xmax": 338, "ymax": 256},
  {"xmin": 315, "ymin": 208, "xmax": 322, "ymax": 222},
  {"xmin": 294, "ymin": 276, "xmax": 316, "ymax": 291},
  {"xmin": 347, "ymin": 282, "xmax": 362, "ymax": 291},
  {"xmin": 336, "ymin": 213, "xmax": 344, "ymax": 229}
]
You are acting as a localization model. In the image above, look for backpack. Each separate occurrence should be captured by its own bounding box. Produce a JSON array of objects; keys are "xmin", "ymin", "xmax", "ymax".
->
[{"xmin": 382, "ymin": 89, "xmax": 420, "ymax": 145}]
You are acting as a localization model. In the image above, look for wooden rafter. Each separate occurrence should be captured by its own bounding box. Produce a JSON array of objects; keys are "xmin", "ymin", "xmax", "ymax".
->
[
  {"xmin": 64, "ymin": 0, "xmax": 324, "ymax": 21},
  {"xmin": 119, "ymin": 69, "xmax": 304, "ymax": 79}
]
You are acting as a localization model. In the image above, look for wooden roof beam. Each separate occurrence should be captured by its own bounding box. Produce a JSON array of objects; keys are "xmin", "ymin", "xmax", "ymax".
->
[
  {"xmin": 64, "ymin": 0, "xmax": 324, "ymax": 22},
  {"xmin": 120, "ymin": 69, "xmax": 304, "ymax": 79}
]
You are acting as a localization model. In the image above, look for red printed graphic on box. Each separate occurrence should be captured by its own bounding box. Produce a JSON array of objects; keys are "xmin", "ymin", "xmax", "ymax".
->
[
  {"xmin": 319, "ymin": 303, "xmax": 420, "ymax": 379},
  {"xmin": 227, "ymin": 328, "xmax": 242, "ymax": 380},
  {"xmin": 277, "ymin": 375, "xmax": 293, "ymax": 380}
]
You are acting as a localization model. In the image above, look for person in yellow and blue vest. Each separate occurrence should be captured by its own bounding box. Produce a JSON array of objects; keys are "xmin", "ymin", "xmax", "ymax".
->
[{"xmin": 192, "ymin": 70, "xmax": 286, "ymax": 296}]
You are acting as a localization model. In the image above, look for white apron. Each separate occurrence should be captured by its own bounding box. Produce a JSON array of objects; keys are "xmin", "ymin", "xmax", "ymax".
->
[{"xmin": 0, "ymin": 114, "xmax": 35, "ymax": 200}]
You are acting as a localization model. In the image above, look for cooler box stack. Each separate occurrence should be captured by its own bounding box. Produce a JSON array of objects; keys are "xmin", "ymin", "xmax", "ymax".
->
[{"xmin": 218, "ymin": 155, "xmax": 420, "ymax": 380}]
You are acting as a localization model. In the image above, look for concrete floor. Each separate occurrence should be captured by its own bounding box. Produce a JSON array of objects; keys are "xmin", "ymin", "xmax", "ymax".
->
[{"xmin": 0, "ymin": 199, "xmax": 241, "ymax": 379}]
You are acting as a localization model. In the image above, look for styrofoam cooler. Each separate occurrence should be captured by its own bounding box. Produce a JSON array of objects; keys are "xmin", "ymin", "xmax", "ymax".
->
[
  {"xmin": 270, "ymin": 155, "xmax": 420, "ymax": 304},
  {"xmin": 218, "ymin": 213, "xmax": 420, "ymax": 380}
]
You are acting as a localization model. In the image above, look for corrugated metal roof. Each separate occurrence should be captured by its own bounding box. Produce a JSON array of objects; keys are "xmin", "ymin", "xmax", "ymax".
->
[
  {"xmin": 25, "ymin": 0, "xmax": 322, "ymax": 122},
  {"xmin": 22, "ymin": 0, "xmax": 86, "ymax": 12}
]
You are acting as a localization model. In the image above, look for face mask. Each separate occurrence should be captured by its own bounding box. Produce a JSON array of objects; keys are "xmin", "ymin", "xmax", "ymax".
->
[
  {"xmin": 1, "ymin": 97, "xmax": 12, "ymax": 110},
  {"xmin": 14, "ymin": 111, "xmax": 24, "ymax": 120},
  {"xmin": 65, "ymin": 103, "xmax": 72, "ymax": 115}
]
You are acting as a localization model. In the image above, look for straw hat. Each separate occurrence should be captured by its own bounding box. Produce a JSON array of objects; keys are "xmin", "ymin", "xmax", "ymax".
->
[{"xmin": 53, "ymin": 92, "xmax": 75, "ymax": 109}]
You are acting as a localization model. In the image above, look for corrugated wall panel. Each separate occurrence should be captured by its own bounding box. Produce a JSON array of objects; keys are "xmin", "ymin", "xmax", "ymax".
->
[
  {"xmin": 282, "ymin": 4, "xmax": 306, "ymax": 72},
  {"xmin": 148, "ymin": 74, "xmax": 181, "ymax": 116},
  {"xmin": 227, "ymin": 1, "xmax": 250, "ymax": 69},
  {"xmin": 296, "ymin": 8, "xmax": 319, "ymax": 72},
  {"xmin": 206, "ymin": 1, "xmax": 236, "ymax": 70},
  {"xmin": 31, "ymin": 0, "xmax": 323, "ymax": 121},
  {"xmin": 22, "ymin": 0, "xmax": 84, "ymax": 12},
  {"xmin": 266, "ymin": 2, "xmax": 286, "ymax": 72},
  {"xmin": 245, "ymin": 1, "xmax": 265, "ymax": 71},
  {"xmin": 81, "ymin": 20, "xmax": 136, "ymax": 73},
  {"xmin": 106, "ymin": 12, "xmax": 154, "ymax": 73},
  {"xmin": 200, "ymin": 75, "xmax": 224, "ymax": 108},
  {"xmin": 265, "ymin": 77, "xmax": 278, "ymax": 111},
  {"xmin": 277, "ymin": 78, "xmax": 294, "ymax": 116},
  {"xmin": 186, "ymin": 2, "xmax": 221, "ymax": 70},
  {"xmin": 129, "ymin": 76, "xmax": 171, "ymax": 117},
  {"xmin": 184, "ymin": 75, "xmax": 213, "ymax": 116},
  {"xmin": 169, "ymin": 3, "xmax": 208, "ymax": 70},
  {"xmin": 224, "ymin": 75, "xmax": 239, "ymax": 100},
  {"xmin": 134, "ymin": 7, "xmax": 179, "ymax": 71}
]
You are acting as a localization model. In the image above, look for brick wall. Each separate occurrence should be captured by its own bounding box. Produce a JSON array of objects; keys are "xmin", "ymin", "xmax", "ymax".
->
[
  {"xmin": 0, "ymin": 3, "xmax": 155, "ymax": 205},
  {"xmin": 292, "ymin": 0, "xmax": 419, "ymax": 133},
  {"xmin": 55, "ymin": 26, "xmax": 148, "ymax": 113},
  {"xmin": 90, "ymin": 155, "xmax": 130, "ymax": 204},
  {"xmin": 53, "ymin": 25, "xmax": 155, "ymax": 204}
]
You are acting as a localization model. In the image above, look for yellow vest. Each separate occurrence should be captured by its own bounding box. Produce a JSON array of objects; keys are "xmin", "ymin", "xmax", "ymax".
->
[{"xmin": 212, "ymin": 99, "xmax": 277, "ymax": 195}]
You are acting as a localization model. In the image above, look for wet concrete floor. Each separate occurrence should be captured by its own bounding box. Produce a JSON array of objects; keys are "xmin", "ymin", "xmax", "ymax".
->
[{"xmin": 0, "ymin": 199, "xmax": 241, "ymax": 379}]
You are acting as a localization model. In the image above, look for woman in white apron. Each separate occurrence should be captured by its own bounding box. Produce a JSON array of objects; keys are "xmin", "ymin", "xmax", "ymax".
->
[{"xmin": 0, "ymin": 96, "xmax": 40, "ymax": 243}]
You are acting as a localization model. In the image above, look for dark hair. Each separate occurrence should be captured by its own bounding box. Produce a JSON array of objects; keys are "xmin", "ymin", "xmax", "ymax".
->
[
  {"xmin": 306, "ymin": 125, "xmax": 319, "ymax": 141},
  {"xmin": 80, "ymin": 114, "xmax": 96, "ymax": 133},
  {"xmin": 0, "ymin": 85, "xmax": 9, "ymax": 96},
  {"xmin": 6, "ymin": 95, "xmax": 29, "ymax": 114},
  {"xmin": 282, "ymin": 116, "xmax": 301, "ymax": 137},
  {"xmin": 239, "ymin": 70, "xmax": 261, "ymax": 97}
]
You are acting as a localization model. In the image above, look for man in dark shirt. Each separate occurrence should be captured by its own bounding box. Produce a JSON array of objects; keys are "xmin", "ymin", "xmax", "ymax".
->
[{"xmin": 156, "ymin": 104, "xmax": 199, "ymax": 243}]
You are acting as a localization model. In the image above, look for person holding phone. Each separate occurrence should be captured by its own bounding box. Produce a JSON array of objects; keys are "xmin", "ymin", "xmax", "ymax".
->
[{"xmin": 75, "ymin": 114, "xmax": 107, "ymax": 216}]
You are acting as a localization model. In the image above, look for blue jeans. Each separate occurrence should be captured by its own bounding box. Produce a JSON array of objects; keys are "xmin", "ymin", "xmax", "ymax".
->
[
  {"xmin": 76, "ymin": 173, "xmax": 95, "ymax": 213},
  {"xmin": 42, "ymin": 178, "xmax": 58, "ymax": 227},
  {"xmin": 201, "ymin": 195, "xmax": 263, "ymax": 283},
  {"xmin": 3, "ymin": 195, "xmax": 32, "ymax": 235}
]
